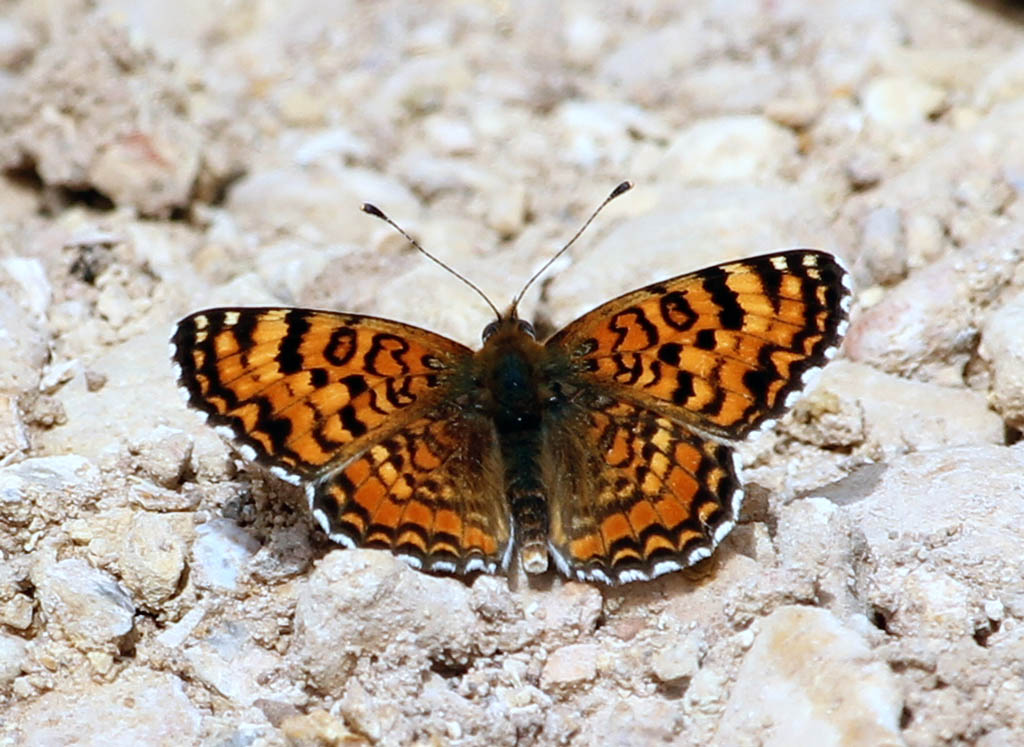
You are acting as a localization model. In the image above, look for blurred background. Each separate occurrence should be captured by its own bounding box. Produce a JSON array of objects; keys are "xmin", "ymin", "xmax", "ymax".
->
[{"xmin": 1, "ymin": 1, "xmax": 1024, "ymax": 745}]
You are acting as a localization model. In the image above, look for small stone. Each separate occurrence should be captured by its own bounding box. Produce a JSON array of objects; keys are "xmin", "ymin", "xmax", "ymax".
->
[
  {"xmin": 650, "ymin": 630, "xmax": 704, "ymax": 683},
  {"xmin": 540, "ymin": 643, "xmax": 599, "ymax": 687},
  {"xmin": 598, "ymin": 22, "xmax": 704, "ymax": 103},
  {"xmin": 764, "ymin": 97, "xmax": 821, "ymax": 130},
  {"xmin": 0, "ymin": 257, "xmax": 51, "ymax": 318},
  {"xmin": 896, "ymin": 568, "xmax": 973, "ymax": 639},
  {"xmin": 980, "ymin": 289, "xmax": 1024, "ymax": 429},
  {"xmin": 11, "ymin": 675, "xmax": 35, "ymax": 699},
  {"xmin": 859, "ymin": 206, "xmax": 906, "ymax": 285},
  {"xmin": 277, "ymin": 87, "xmax": 328, "ymax": 127},
  {"xmin": 116, "ymin": 511, "xmax": 188, "ymax": 608},
  {"xmin": 572, "ymin": 695, "xmax": 684, "ymax": 744},
  {"xmin": 95, "ymin": 283, "xmax": 135, "ymax": 328},
  {"xmin": 188, "ymin": 430, "xmax": 236, "ymax": 483},
  {"xmin": 984, "ymin": 599, "xmax": 1005, "ymax": 622},
  {"xmin": 0, "ymin": 18, "xmax": 35, "ymax": 69},
  {"xmin": 844, "ymin": 233, "xmax": 1024, "ymax": 381},
  {"xmin": 469, "ymin": 574, "xmax": 518, "ymax": 622},
  {"xmin": 155, "ymin": 604, "xmax": 207, "ymax": 650},
  {"xmin": 254, "ymin": 698, "xmax": 302, "ymax": 728},
  {"xmin": 32, "ymin": 330, "xmax": 190, "ymax": 461},
  {"xmin": 486, "ymin": 182, "xmax": 528, "ymax": 239},
  {"xmin": 86, "ymin": 650, "xmax": 114, "ymax": 675},
  {"xmin": 293, "ymin": 128, "xmax": 371, "ymax": 166},
  {"xmin": 368, "ymin": 55, "xmax": 469, "ymax": 118},
  {"xmin": 0, "ymin": 455, "xmax": 102, "ymax": 527},
  {"xmin": 845, "ymin": 444, "xmax": 1024, "ymax": 641},
  {"xmin": 226, "ymin": 165, "xmax": 419, "ymax": 245},
  {"xmin": 129, "ymin": 425, "xmax": 193, "ymax": 489},
  {"xmin": 533, "ymin": 581, "xmax": 603, "ymax": 642},
  {"xmin": 862, "ymin": 75, "xmax": 946, "ymax": 128},
  {"xmin": 0, "ymin": 393, "xmax": 30, "ymax": 463},
  {"xmin": 280, "ymin": 709, "xmax": 363, "ymax": 745},
  {"xmin": 663, "ymin": 115, "xmax": 798, "ymax": 184},
  {"xmin": 293, "ymin": 550, "xmax": 481, "ymax": 693},
  {"xmin": 0, "ymin": 288, "xmax": 48, "ymax": 394},
  {"xmin": 33, "ymin": 558, "xmax": 135, "ymax": 650},
  {"xmin": 976, "ymin": 48, "xmax": 1024, "ymax": 108},
  {"xmin": 555, "ymin": 100, "xmax": 670, "ymax": 168},
  {"xmin": 791, "ymin": 360, "xmax": 1003, "ymax": 459},
  {"xmin": 88, "ymin": 125, "xmax": 202, "ymax": 216},
  {"xmin": 563, "ymin": 13, "xmax": 608, "ymax": 67},
  {"xmin": 0, "ymin": 631, "xmax": 28, "ymax": 687},
  {"xmin": 1, "ymin": 593, "xmax": 34, "ymax": 630},
  {"xmin": 773, "ymin": 498, "xmax": 859, "ymax": 615},
  {"xmin": 191, "ymin": 518, "xmax": 260, "ymax": 592},
  {"xmin": 423, "ymin": 115, "xmax": 476, "ymax": 155},
  {"xmin": 183, "ymin": 619, "xmax": 283, "ymax": 706},
  {"xmin": 844, "ymin": 149, "xmax": 887, "ymax": 190},
  {"xmin": 904, "ymin": 212, "xmax": 946, "ymax": 268}
]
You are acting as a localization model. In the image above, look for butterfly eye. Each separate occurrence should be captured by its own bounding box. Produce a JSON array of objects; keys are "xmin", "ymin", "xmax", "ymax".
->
[
  {"xmin": 482, "ymin": 320, "xmax": 500, "ymax": 342},
  {"xmin": 516, "ymin": 319, "xmax": 536, "ymax": 338}
]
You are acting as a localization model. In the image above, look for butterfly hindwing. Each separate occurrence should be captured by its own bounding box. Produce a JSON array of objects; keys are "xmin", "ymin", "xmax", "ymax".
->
[
  {"xmin": 546, "ymin": 250, "xmax": 851, "ymax": 438},
  {"xmin": 310, "ymin": 411, "xmax": 511, "ymax": 574},
  {"xmin": 542, "ymin": 395, "xmax": 741, "ymax": 584}
]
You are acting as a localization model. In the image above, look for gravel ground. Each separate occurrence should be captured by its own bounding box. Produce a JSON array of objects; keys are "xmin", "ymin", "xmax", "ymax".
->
[{"xmin": 2, "ymin": 1, "xmax": 1024, "ymax": 745}]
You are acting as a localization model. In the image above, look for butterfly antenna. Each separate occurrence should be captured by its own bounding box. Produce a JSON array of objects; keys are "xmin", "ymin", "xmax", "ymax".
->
[
  {"xmin": 511, "ymin": 180, "xmax": 633, "ymax": 313},
  {"xmin": 362, "ymin": 203, "xmax": 502, "ymax": 320}
]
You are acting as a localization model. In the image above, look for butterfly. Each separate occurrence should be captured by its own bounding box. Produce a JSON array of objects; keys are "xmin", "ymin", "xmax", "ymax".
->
[{"xmin": 171, "ymin": 183, "xmax": 851, "ymax": 585}]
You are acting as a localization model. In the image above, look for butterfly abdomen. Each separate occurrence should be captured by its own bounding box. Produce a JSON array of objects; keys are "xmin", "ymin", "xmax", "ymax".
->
[
  {"xmin": 476, "ymin": 321, "xmax": 552, "ymax": 574},
  {"xmin": 499, "ymin": 429, "xmax": 549, "ymax": 574}
]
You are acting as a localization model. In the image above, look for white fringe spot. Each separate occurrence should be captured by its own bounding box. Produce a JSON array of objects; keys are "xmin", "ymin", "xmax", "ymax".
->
[
  {"xmin": 269, "ymin": 466, "xmax": 301, "ymax": 486},
  {"xmin": 687, "ymin": 546, "xmax": 712, "ymax": 564}
]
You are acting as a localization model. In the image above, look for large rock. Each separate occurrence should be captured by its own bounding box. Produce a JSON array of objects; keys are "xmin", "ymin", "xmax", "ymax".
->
[
  {"xmin": 9, "ymin": 669, "xmax": 201, "ymax": 745},
  {"xmin": 292, "ymin": 550, "xmax": 485, "ymax": 692},
  {"xmin": 716, "ymin": 606, "xmax": 903, "ymax": 746}
]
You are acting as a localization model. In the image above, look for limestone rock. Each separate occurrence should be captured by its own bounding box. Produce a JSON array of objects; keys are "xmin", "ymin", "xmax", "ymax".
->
[
  {"xmin": 293, "ymin": 550, "xmax": 483, "ymax": 692},
  {"xmin": 540, "ymin": 643, "xmax": 599, "ymax": 688},
  {"xmin": 716, "ymin": 606, "xmax": 903, "ymax": 746},
  {"xmin": 9, "ymin": 669, "xmax": 201, "ymax": 745},
  {"xmin": 33, "ymin": 558, "xmax": 135, "ymax": 650}
]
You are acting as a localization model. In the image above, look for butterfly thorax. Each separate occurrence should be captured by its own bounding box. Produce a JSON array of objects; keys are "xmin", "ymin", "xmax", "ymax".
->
[
  {"xmin": 471, "ymin": 315, "xmax": 555, "ymax": 574},
  {"xmin": 477, "ymin": 321, "xmax": 543, "ymax": 426}
]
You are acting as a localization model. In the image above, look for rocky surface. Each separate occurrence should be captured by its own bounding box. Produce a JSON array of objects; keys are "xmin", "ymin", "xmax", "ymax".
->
[{"xmin": 1, "ymin": 1, "xmax": 1024, "ymax": 745}]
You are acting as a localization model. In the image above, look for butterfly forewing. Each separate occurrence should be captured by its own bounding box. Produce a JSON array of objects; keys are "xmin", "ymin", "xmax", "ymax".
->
[
  {"xmin": 546, "ymin": 250, "xmax": 851, "ymax": 438},
  {"xmin": 171, "ymin": 308, "xmax": 472, "ymax": 479}
]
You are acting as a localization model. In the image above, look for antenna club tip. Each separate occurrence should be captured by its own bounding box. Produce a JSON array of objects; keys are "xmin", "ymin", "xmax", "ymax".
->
[
  {"xmin": 362, "ymin": 203, "xmax": 386, "ymax": 219},
  {"xmin": 610, "ymin": 180, "xmax": 634, "ymax": 199}
]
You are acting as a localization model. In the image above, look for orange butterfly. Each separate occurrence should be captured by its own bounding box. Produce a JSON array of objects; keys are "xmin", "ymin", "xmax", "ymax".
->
[{"xmin": 172, "ymin": 183, "xmax": 850, "ymax": 584}]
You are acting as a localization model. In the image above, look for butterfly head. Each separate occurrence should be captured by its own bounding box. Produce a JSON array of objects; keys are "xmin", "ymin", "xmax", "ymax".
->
[{"xmin": 482, "ymin": 310, "xmax": 536, "ymax": 343}]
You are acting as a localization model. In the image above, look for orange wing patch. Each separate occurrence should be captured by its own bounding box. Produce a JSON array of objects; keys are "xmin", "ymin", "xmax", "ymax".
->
[{"xmin": 548, "ymin": 251, "xmax": 850, "ymax": 437}]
